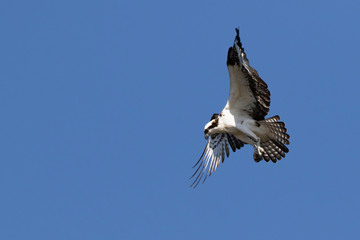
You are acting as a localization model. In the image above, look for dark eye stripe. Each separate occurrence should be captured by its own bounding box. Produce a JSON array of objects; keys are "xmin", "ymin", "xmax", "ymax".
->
[{"xmin": 207, "ymin": 118, "xmax": 219, "ymax": 131}]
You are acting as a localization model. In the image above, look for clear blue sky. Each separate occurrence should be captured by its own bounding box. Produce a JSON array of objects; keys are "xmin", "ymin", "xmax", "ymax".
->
[{"xmin": 1, "ymin": 0, "xmax": 359, "ymax": 239}]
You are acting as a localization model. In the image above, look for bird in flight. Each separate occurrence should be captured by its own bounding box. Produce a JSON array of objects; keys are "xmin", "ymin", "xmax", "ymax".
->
[{"xmin": 191, "ymin": 29, "xmax": 290, "ymax": 188}]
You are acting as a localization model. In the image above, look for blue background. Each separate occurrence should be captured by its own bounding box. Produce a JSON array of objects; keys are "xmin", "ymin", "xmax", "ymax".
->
[{"xmin": 1, "ymin": 0, "xmax": 359, "ymax": 239}]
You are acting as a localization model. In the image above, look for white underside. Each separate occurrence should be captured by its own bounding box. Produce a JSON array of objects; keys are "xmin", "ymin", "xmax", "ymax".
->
[
  {"xmin": 203, "ymin": 56, "xmax": 269, "ymax": 157},
  {"xmin": 205, "ymin": 101, "xmax": 269, "ymax": 155}
]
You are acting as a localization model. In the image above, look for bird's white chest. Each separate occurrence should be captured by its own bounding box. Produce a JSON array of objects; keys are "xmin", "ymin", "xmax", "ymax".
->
[
  {"xmin": 218, "ymin": 112, "xmax": 236, "ymax": 130},
  {"xmin": 220, "ymin": 112, "xmax": 256, "ymax": 142},
  {"xmin": 219, "ymin": 112, "xmax": 247, "ymax": 136}
]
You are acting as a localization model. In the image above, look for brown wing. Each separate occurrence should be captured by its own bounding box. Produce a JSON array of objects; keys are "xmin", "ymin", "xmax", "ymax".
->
[{"xmin": 226, "ymin": 28, "xmax": 271, "ymax": 120}]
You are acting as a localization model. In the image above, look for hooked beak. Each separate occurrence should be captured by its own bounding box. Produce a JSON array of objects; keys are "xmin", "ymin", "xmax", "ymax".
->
[{"xmin": 204, "ymin": 129, "xmax": 209, "ymax": 139}]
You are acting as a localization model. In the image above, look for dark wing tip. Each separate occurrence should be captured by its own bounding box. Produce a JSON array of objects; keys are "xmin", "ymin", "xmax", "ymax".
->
[
  {"xmin": 234, "ymin": 28, "xmax": 240, "ymax": 44},
  {"xmin": 234, "ymin": 27, "xmax": 244, "ymax": 52}
]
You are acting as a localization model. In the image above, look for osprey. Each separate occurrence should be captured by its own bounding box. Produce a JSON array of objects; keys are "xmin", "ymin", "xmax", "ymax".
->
[{"xmin": 191, "ymin": 29, "xmax": 290, "ymax": 188}]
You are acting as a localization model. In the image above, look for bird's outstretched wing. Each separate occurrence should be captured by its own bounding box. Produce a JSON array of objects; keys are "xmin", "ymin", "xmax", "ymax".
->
[
  {"xmin": 190, "ymin": 133, "xmax": 244, "ymax": 188},
  {"xmin": 226, "ymin": 28, "xmax": 271, "ymax": 120}
]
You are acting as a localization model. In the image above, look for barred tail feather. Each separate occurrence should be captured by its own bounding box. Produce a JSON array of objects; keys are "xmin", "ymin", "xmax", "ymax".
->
[{"xmin": 259, "ymin": 115, "xmax": 290, "ymax": 163}]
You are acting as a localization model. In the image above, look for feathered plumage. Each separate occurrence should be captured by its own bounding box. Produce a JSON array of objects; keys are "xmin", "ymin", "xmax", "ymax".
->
[{"xmin": 191, "ymin": 29, "xmax": 290, "ymax": 188}]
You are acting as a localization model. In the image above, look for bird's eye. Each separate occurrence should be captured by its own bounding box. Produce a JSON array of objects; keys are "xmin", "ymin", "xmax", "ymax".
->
[{"xmin": 210, "ymin": 113, "xmax": 219, "ymax": 120}]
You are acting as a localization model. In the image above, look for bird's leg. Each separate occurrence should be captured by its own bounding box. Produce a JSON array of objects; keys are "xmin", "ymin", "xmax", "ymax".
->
[
  {"xmin": 252, "ymin": 138, "xmax": 264, "ymax": 162},
  {"xmin": 237, "ymin": 121, "xmax": 264, "ymax": 156},
  {"xmin": 253, "ymin": 137, "xmax": 264, "ymax": 155}
]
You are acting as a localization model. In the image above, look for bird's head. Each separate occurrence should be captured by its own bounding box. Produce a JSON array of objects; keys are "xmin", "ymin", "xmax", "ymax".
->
[{"xmin": 204, "ymin": 113, "xmax": 219, "ymax": 139}]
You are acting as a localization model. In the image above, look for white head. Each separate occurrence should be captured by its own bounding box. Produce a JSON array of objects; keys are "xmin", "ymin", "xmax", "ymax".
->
[{"xmin": 203, "ymin": 113, "xmax": 219, "ymax": 139}]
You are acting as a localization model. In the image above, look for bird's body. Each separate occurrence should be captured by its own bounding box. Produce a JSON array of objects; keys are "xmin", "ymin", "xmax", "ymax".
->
[{"xmin": 191, "ymin": 29, "xmax": 290, "ymax": 187}]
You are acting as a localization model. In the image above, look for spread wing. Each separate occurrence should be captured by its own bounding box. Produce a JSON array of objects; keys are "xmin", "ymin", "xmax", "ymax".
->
[
  {"xmin": 226, "ymin": 28, "xmax": 271, "ymax": 120},
  {"xmin": 190, "ymin": 133, "xmax": 244, "ymax": 188}
]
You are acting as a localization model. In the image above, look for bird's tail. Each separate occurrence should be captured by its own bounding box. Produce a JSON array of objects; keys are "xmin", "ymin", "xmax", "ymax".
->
[{"xmin": 257, "ymin": 115, "xmax": 290, "ymax": 163}]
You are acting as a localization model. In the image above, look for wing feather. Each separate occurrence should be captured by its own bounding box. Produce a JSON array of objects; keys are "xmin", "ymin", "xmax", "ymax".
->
[
  {"xmin": 190, "ymin": 133, "xmax": 244, "ymax": 188},
  {"xmin": 226, "ymin": 28, "xmax": 271, "ymax": 120}
]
